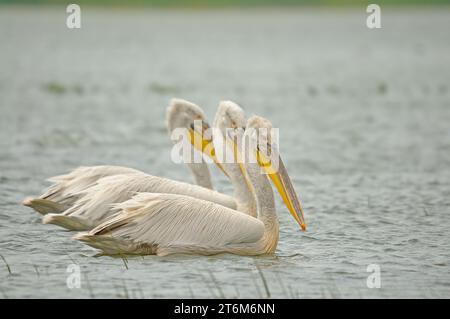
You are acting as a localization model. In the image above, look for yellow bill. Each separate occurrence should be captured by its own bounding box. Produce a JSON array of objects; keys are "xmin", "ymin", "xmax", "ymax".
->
[
  {"xmin": 256, "ymin": 147, "xmax": 306, "ymax": 230},
  {"xmin": 188, "ymin": 122, "xmax": 229, "ymax": 178},
  {"xmin": 226, "ymin": 128, "xmax": 254, "ymax": 194}
]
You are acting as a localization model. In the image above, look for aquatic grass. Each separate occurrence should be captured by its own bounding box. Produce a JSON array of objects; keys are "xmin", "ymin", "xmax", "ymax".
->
[
  {"xmin": 207, "ymin": 269, "xmax": 225, "ymax": 298},
  {"xmin": 113, "ymin": 253, "xmax": 129, "ymax": 270},
  {"xmin": 136, "ymin": 281, "xmax": 145, "ymax": 299},
  {"xmin": 307, "ymin": 85, "xmax": 318, "ymax": 97},
  {"xmin": 0, "ymin": 286, "xmax": 7, "ymax": 299},
  {"xmin": 0, "ymin": 254, "xmax": 12, "ymax": 275},
  {"xmin": 326, "ymin": 277, "xmax": 342, "ymax": 299},
  {"xmin": 121, "ymin": 279, "xmax": 130, "ymax": 299},
  {"xmin": 112, "ymin": 281, "xmax": 121, "ymax": 298},
  {"xmin": 377, "ymin": 82, "xmax": 388, "ymax": 95},
  {"xmin": 356, "ymin": 287, "xmax": 362, "ymax": 299},
  {"xmin": 112, "ymin": 280, "xmax": 130, "ymax": 299},
  {"xmin": 198, "ymin": 271, "xmax": 218, "ymax": 298},
  {"xmin": 326, "ymin": 85, "xmax": 339, "ymax": 95},
  {"xmin": 32, "ymin": 264, "xmax": 40, "ymax": 278},
  {"xmin": 120, "ymin": 255, "xmax": 129, "ymax": 270},
  {"xmin": 275, "ymin": 272, "xmax": 290, "ymax": 298},
  {"xmin": 201, "ymin": 274, "xmax": 216, "ymax": 298},
  {"xmin": 43, "ymin": 264, "xmax": 50, "ymax": 276},
  {"xmin": 84, "ymin": 273, "xmax": 95, "ymax": 298},
  {"xmin": 42, "ymin": 82, "xmax": 66, "ymax": 95},
  {"xmin": 319, "ymin": 278, "xmax": 342, "ymax": 299},
  {"xmin": 149, "ymin": 82, "xmax": 181, "ymax": 95},
  {"xmin": 233, "ymin": 285, "xmax": 240, "ymax": 299},
  {"xmin": 0, "ymin": 251, "xmax": 355, "ymax": 299},
  {"xmin": 127, "ymin": 281, "xmax": 145, "ymax": 299},
  {"xmin": 67, "ymin": 254, "xmax": 77, "ymax": 264},
  {"xmin": 255, "ymin": 263, "xmax": 271, "ymax": 298},
  {"xmin": 287, "ymin": 284, "xmax": 298, "ymax": 299},
  {"xmin": 73, "ymin": 85, "xmax": 84, "ymax": 95},
  {"xmin": 131, "ymin": 288, "xmax": 141, "ymax": 299},
  {"xmin": 187, "ymin": 284, "xmax": 195, "ymax": 298},
  {"xmin": 320, "ymin": 287, "xmax": 329, "ymax": 298},
  {"xmin": 250, "ymin": 271, "xmax": 262, "ymax": 299},
  {"xmin": 42, "ymin": 82, "xmax": 86, "ymax": 95}
]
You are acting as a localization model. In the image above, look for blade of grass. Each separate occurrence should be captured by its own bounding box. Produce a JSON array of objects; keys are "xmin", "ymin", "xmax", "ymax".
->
[
  {"xmin": 275, "ymin": 272, "xmax": 289, "ymax": 298},
  {"xmin": 0, "ymin": 286, "xmax": 7, "ymax": 299},
  {"xmin": 120, "ymin": 254, "xmax": 129, "ymax": 270},
  {"xmin": 122, "ymin": 279, "xmax": 130, "ymax": 299},
  {"xmin": 136, "ymin": 281, "xmax": 145, "ymax": 299},
  {"xmin": 255, "ymin": 263, "xmax": 271, "ymax": 298},
  {"xmin": 198, "ymin": 272, "xmax": 217, "ymax": 298},
  {"xmin": 250, "ymin": 271, "xmax": 262, "ymax": 299},
  {"xmin": 85, "ymin": 273, "xmax": 95, "ymax": 299},
  {"xmin": 32, "ymin": 264, "xmax": 40, "ymax": 278},
  {"xmin": 0, "ymin": 254, "xmax": 11, "ymax": 275},
  {"xmin": 207, "ymin": 269, "xmax": 225, "ymax": 298}
]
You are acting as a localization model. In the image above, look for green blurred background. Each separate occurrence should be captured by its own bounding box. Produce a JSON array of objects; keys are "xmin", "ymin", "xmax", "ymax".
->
[{"xmin": 0, "ymin": 0, "xmax": 448, "ymax": 7}]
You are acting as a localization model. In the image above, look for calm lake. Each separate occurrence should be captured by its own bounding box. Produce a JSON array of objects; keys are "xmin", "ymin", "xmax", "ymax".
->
[{"xmin": 0, "ymin": 6, "xmax": 449, "ymax": 298}]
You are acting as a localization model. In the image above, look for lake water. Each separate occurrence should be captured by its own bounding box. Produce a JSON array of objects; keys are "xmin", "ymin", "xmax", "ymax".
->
[{"xmin": 0, "ymin": 6, "xmax": 449, "ymax": 298}]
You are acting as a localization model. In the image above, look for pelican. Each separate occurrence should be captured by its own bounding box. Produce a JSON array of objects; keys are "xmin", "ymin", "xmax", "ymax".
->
[
  {"xmin": 74, "ymin": 115, "xmax": 306, "ymax": 256},
  {"xmin": 22, "ymin": 98, "xmax": 228, "ymax": 215},
  {"xmin": 41, "ymin": 101, "xmax": 256, "ymax": 230}
]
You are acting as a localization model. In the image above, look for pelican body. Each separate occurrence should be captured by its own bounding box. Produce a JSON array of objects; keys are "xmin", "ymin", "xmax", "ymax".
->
[
  {"xmin": 75, "ymin": 116, "xmax": 306, "ymax": 256},
  {"xmin": 38, "ymin": 100, "xmax": 256, "ymax": 231},
  {"xmin": 22, "ymin": 99, "xmax": 227, "ymax": 216},
  {"xmin": 43, "ymin": 173, "xmax": 236, "ymax": 231}
]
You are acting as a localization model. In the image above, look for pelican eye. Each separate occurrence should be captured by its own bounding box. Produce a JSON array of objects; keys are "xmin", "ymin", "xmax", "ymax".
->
[{"xmin": 202, "ymin": 121, "xmax": 210, "ymax": 132}]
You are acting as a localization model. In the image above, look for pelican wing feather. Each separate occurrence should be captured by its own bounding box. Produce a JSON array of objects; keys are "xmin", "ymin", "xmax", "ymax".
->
[
  {"xmin": 44, "ymin": 173, "xmax": 236, "ymax": 230},
  {"xmin": 76, "ymin": 193, "xmax": 264, "ymax": 256},
  {"xmin": 41, "ymin": 166, "xmax": 140, "ymax": 205}
]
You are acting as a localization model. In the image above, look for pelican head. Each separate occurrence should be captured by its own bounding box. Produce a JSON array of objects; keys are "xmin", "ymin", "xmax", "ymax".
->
[
  {"xmin": 246, "ymin": 115, "xmax": 307, "ymax": 231},
  {"xmin": 166, "ymin": 98, "xmax": 206, "ymax": 133},
  {"xmin": 214, "ymin": 101, "xmax": 246, "ymax": 135},
  {"xmin": 212, "ymin": 101, "xmax": 251, "ymax": 184},
  {"xmin": 213, "ymin": 100, "xmax": 248, "ymax": 159},
  {"xmin": 166, "ymin": 98, "xmax": 228, "ymax": 176}
]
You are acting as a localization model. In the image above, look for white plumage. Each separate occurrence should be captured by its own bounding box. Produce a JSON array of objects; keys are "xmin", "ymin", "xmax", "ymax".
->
[
  {"xmin": 22, "ymin": 99, "xmax": 220, "ymax": 216},
  {"xmin": 78, "ymin": 192, "xmax": 265, "ymax": 256},
  {"xmin": 74, "ymin": 116, "xmax": 306, "ymax": 256},
  {"xmin": 43, "ymin": 173, "xmax": 236, "ymax": 230},
  {"xmin": 39, "ymin": 100, "xmax": 256, "ymax": 231},
  {"xmin": 23, "ymin": 165, "xmax": 141, "ymax": 214}
]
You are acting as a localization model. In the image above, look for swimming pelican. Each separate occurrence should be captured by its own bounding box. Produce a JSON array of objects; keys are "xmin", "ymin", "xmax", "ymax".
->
[
  {"xmin": 41, "ymin": 101, "xmax": 256, "ymax": 230},
  {"xmin": 74, "ymin": 115, "xmax": 306, "ymax": 256},
  {"xmin": 22, "ymin": 98, "xmax": 227, "ymax": 215}
]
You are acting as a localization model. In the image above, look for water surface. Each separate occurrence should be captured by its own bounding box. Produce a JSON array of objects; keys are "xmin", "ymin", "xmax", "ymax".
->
[{"xmin": 0, "ymin": 6, "xmax": 449, "ymax": 298}]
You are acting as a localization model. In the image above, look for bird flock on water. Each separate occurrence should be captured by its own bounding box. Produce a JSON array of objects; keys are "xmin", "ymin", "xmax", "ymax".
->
[{"xmin": 23, "ymin": 99, "xmax": 306, "ymax": 256}]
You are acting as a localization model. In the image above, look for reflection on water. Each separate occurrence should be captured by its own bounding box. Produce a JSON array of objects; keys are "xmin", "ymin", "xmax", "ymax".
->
[{"xmin": 0, "ymin": 7, "xmax": 449, "ymax": 298}]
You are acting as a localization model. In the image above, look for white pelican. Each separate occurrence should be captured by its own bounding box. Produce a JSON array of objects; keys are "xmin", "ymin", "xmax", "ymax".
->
[
  {"xmin": 74, "ymin": 115, "xmax": 306, "ymax": 256},
  {"xmin": 22, "ymin": 99, "xmax": 228, "ymax": 215},
  {"xmin": 41, "ymin": 101, "xmax": 256, "ymax": 230},
  {"xmin": 211, "ymin": 100, "xmax": 256, "ymax": 215}
]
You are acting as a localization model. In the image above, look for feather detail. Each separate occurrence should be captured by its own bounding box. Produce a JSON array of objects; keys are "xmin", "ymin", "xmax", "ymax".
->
[{"xmin": 74, "ymin": 193, "xmax": 264, "ymax": 256}]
